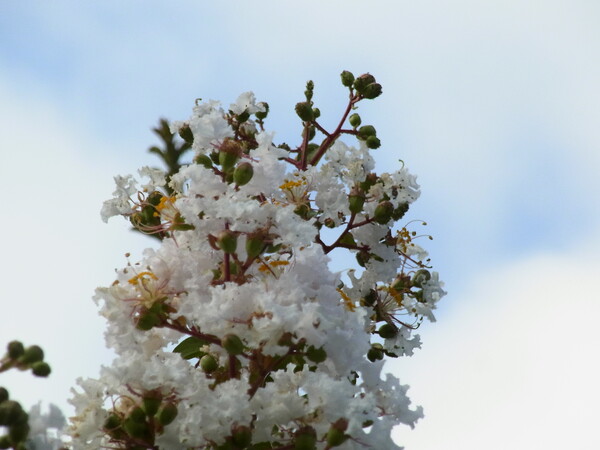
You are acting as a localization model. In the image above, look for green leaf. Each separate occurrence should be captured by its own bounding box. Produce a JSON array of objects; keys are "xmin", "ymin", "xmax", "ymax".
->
[{"xmin": 172, "ymin": 336, "xmax": 208, "ymax": 360}]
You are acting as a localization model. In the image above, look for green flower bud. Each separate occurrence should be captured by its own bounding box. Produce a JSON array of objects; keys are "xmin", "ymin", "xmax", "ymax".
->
[
  {"xmin": 231, "ymin": 425, "xmax": 252, "ymax": 447},
  {"xmin": 219, "ymin": 140, "xmax": 242, "ymax": 171},
  {"xmin": 200, "ymin": 354, "xmax": 218, "ymax": 373},
  {"xmin": 392, "ymin": 202, "xmax": 409, "ymax": 221},
  {"xmin": 233, "ymin": 162, "xmax": 254, "ymax": 186},
  {"xmin": 136, "ymin": 310, "xmax": 161, "ymax": 331},
  {"xmin": 7, "ymin": 341, "xmax": 24, "ymax": 360},
  {"xmin": 103, "ymin": 413, "xmax": 122, "ymax": 431},
  {"xmin": 373, "ymin": 201, "xmax": 394, "ymax": 224},
  {"xmin": 294, "ymin": 426, "xmax": 317, "ymax": 450},
  {"xmin": 217, "ymin": 230, "xmax": 238, "ymax": 254},
  {"xmin": 129, "ymin": 406, "xmax": 147, "ymax": 423},
  {"xmin": 0, "ymin": 401, "xmax": 23, "ymax": 426},
  {"xmin": 360, "ymin": 172, "xmax": 378, "ymax": 192},
  {"xmin": 195, "ymin": 153, "xmax": 214, "ymax": 169},
  {"xmin": 157, "ymin": 402, "xmax": 178, "ymax": 426},
  {"xmin": 365, "ymin": 136, "xmax": 381, "ymax": 149},
  {"xmin": 357, "ymin": 125, "xmax": 376, "ymax": 140},
  {"xmin": 221, "ymin": 334, "xmax": 244, "ymax": 355},
  {"xmin": 255, "ymin": 102, "xmax": 269, "ymax": 120},
  {"xmin": 367, "ymin": 346, "xmax": 384, "ymax": 362},
  {"xmin": 295, "ymin": 102, "xmax": 314, "ymax": 122},
  {"xmin": 312, "ymin": 108, "xmax": 321, "ymax": 119},
  {"xmin": 326, "ymin": 419, "xmax": 349, "ymax": 447},
  {"xmin": 340, "ymin": 70, "xmax": 355, "ymax": 88},
  {"xmin": 245, "ymin": 234, "xmax": 265, "ymax": 260},
  {"xmin": 348, "ymin": 190, "xmax": 365, "ymax": 214},
  {"xmin": 412, "ymin": 269, "xmax": 432, "ymax": 288},
  {"xmin": 142, "ymin": 391, "xmax": 163, "ymax": 417},
  {"xmin": 353, "ymin": 73, "xmax": 376, "ymax": 93},
  {"xmin": 0, "ymin": 388, "xmax": 8, "ymax": 403},
  {"xmin": 362, "ymin": 82, "xmax": 383, "ymax": 99},
  {"xmin": 178, "ymin": 124, "xmax": 194, "ymax": 144},
  {"xmin": 349, "ymin": 113, "xmax": 361, "ymax": 128},
  {"xmin": 306, "ymin": 346, "xmax": 327, "ymax": 364},
  {"xmin": 31, "ymin": 362, "xmax": 51, "ymax": 377},
  {"xmin": 19, "ymin": 345, "xmax": 43, "ymax": 364},
  {"xmin": 378, "ymin": 323, "xmax": 398, "ymax": 339},
  {"xmin": 8, "ymin": 421, "xmax": 29, "ymax": 444},
  {"xmin": 356, "ymin": 250, "xmax": 370, "ymax": 267},
  {"xmin": 0, "ymin": 435, "xmax": 11, "ymax": 449},
  {"xmin": 123, "ymin": 417, "xmax": 152, "ymax": 441}
]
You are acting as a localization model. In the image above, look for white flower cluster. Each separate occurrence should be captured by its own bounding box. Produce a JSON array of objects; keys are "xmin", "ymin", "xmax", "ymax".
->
[{"xmin": 72, "ymin": 81, "xmax": 445, "ymax": 449}]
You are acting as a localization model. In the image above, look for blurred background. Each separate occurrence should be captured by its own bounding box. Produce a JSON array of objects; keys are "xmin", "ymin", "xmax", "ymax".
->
[{"xmin": 1, "ymin": 1, "xmax": 599, "ymax": 448}]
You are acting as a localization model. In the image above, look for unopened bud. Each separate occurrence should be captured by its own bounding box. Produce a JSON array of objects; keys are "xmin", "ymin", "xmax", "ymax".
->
[
  {"xmin": 340, "ymin": 70, "xmax": 355, "ymax": 88},
  {"xmin": 294, "ymin": 426, "xmax": 317, "ymax": 450},
  {"xmin": 157, "ymin": 402, "xmax": 178, "ymax": 426},
  {"xmin": 373, "ymin": 201, "xmax": 394, "ymax": 224},
  {"xmin": 348, "ymin": 189, "xmax": 365, "ymax": 214},
  {"xmin": 365, "ymin": 136, "xmax": 381, "ymax": 149},
  {"xmin": 255, "ymin": 102, "xmax": 269, "ymax": 120},
  {"xmin": 219, "ymin": 140, "xmax": 242, "ymax": 171},
  {"xmin": 245, "ymin": 234, "xmax": 265, "ymax": 260},
  {"xmin": 349, "ymin": 113, "xmax": 361, "ymax": 128},
  {"xmin": 233, "ymin": 162, "xmax": 254, "ymax": 186},
  {"xmin": 200, "ymin": 354, "xmax": 218, "ymax": 373},
  {"xmin": 326, "ymin": 419, "xmax": 349, "ymax": 447},
  {"xmin": 357, "ymin": 125, "xmax": 376, "ymax": 140},
  {"xmin": 19, "ymin": 346, "xmax": 43, "ymax": 364},
  {"xmin": 178, "ymin": 124, "xmax": 194, "ymax": 143},
  {"xmin": 378, "ymin": 323, "xmax": 398, "ymax": 339},
  {"xmin": 362, "ymin": 82, "xmax": 383, "ymax": 99},
  {"xmin": 195, "ymin": 153, "xmax": 213, "ymax": 169},
  {"xmin": 142, "ymin": 391, "xmax": 163, "ymax": 417},
  {"xmin": 7, "ymin": 341, "xmax": 24, "ymax": 360},
  {"xmin": 353, "ymin": 73, "xmax": 376, "ymax": 93},
  {"xmin": 295, "ymin": 102, "xmax": 314, "ymax": 122},
  {"xmin": 221, "ymin": 334, "xmax": 244, "ymax": 355},
  {"xmin": 31, "ymin": 362, "xmax": 51, "ymax": 377}
]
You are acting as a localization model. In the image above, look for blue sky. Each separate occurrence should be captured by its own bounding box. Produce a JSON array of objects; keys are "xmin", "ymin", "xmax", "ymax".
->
[{"xmin": 1, "ymin": 1, "xmax": 599, "ymax": 448}]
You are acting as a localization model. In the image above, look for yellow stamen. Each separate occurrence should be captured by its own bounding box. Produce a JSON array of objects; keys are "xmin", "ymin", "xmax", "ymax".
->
[
  {"xmin": 337, "ymin": 288, "xmax": 356, "ymax": 312},
  {"xmin": 128, "ymin": 271, "xmax": 158, "ymax": 285}
]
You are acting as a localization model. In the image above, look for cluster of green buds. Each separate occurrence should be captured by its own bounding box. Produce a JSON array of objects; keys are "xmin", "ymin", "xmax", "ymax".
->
[
  {"xmin": 102, "ymin": 390, "xmax": 178, "ymax": 449},
  {"xmin": 0, "ymin": 387, "xmax": 29, "ymax": 450},
  {"xmin": 1, "ymin": 341, "xmax": 51, "ymax": 378},
  {"xmin": 195, "ymin": 138, "xmax": 255, "ymax": 187}
]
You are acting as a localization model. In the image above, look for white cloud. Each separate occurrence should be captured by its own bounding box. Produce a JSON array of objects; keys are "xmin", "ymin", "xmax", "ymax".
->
[{"xmin": 391, "ymin": 230, "xmax": 600, "ymax": 449}]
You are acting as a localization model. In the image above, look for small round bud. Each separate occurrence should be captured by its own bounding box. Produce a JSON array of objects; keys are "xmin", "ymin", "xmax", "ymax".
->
[
  {"xmin": 412, "ymin": 269, "xmax": 432, "ymax": 288},
  {"xmin": 233, "ymin": 162, "xmax": 254, "ymax": 186},
  {"xmin": 326, "ymin": 419, "xmax": 349, "ymax": 447},
  {"xmin": 255, "ymin": 102, "xmax": 269, "ymax": 120},
  {"xmin": 306, "ymin": 346, "xmax": 327, "ymax": 364},
  {"xmin": 365, "ymin": 136, "xmax": 381, "ymax": 149},
  {"xmin": 178, "ymin": 124, "xmax": 194, "ymax": 144},
  {"xmin": 136, "ymin": 311, "xmax": 161, "ymax": 331},
  {"xmin": 367, "ymin": 346, "xmax": 384, "ymax": 362},
  {"xmin": 199, "ymin": 354, "xmax": 218, "ymax": 373},
  {"xmin": 7, "ymin": 341, "xmax": 24, "ymax": 360},
  {"xmin": 129, "ymin": 406, "xmax": 147, "ymax": 423},
  {"xmin": 217, "ymin": 230, "xmax": 238, "ymax": 254},
  {"xmin": 340, "ymin": 70, "xmax": 355, "ymax": 88},
  {"xmin": 0, "ymin": 401, "xmax": 23, "ymax": 426},
  {"xmin": 19, "ymin": 345, "xmax": 44, "ymax": 364},
  {"xmin": 157, "ymin": 402, "xmax": 178, "ymax": 426},
  {"xmin": 348, "ymin": 190, "xmax": 365, "ymax": 214},
  {"xmin": 142, "ymin": 391, "xmax": 163, "ymax": 417},
  {"xmin": 378, "ymin": 323, "xmax": 398, "ymax": 339},
  {"xmin": 194, "ymin": 153, "xmax": 213, "ymax": 169},
  {"xmin": 103, "ymin": 413, "xmax": 122, "ymax": 431},
  {"xmin": 362, "ymin": 82, "xmax": 383, "ymax": 99},
  {"xmin": 221, "ymin": 334, "xmax": 244, "ymax": 355},
  {"xmin": 357, "ymin": 125, "xmax": 376, "ymax": 140},
  {"xmin": 294, "ymin": 426, "xmax": 317, "ymax": 450},
  {"xmin": 349, "ymin": 113, "xmax": 361, "ymax": 128},
  {"xmin": 31, "ymin": 362, "xmax": 51, "ymax": 377},
  {"xmin": 373, "ymin": 201, "xmax": 394, "ymax": 224},
  {"xmin": 219, "ymin": 140, "xmax": 242, "ymax": 171},
  {"xmin": 353, "ymin": 73, "xmax": 376, "ymax": 93},
  {"xmin": 231, "ymin": 425, "xmax": 252, "ymax": 447},
  {"xmin": 123, "ymin": 417, "xmax": 152, "ymax": 441},
  {"xmin": 295, "ymin": 102, "xmax": 314, "ymax": 122}
]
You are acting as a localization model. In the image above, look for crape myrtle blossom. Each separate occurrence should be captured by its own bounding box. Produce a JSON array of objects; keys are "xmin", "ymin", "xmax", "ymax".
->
[{"xmin": 69, "ymin": 72, "xmax": 445, "ymax": 449}]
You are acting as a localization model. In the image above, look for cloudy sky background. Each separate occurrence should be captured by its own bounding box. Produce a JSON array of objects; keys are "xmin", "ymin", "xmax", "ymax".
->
[{"xmin": 1, "ymin": 1, "xmax": 599, "ymax": 448}]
